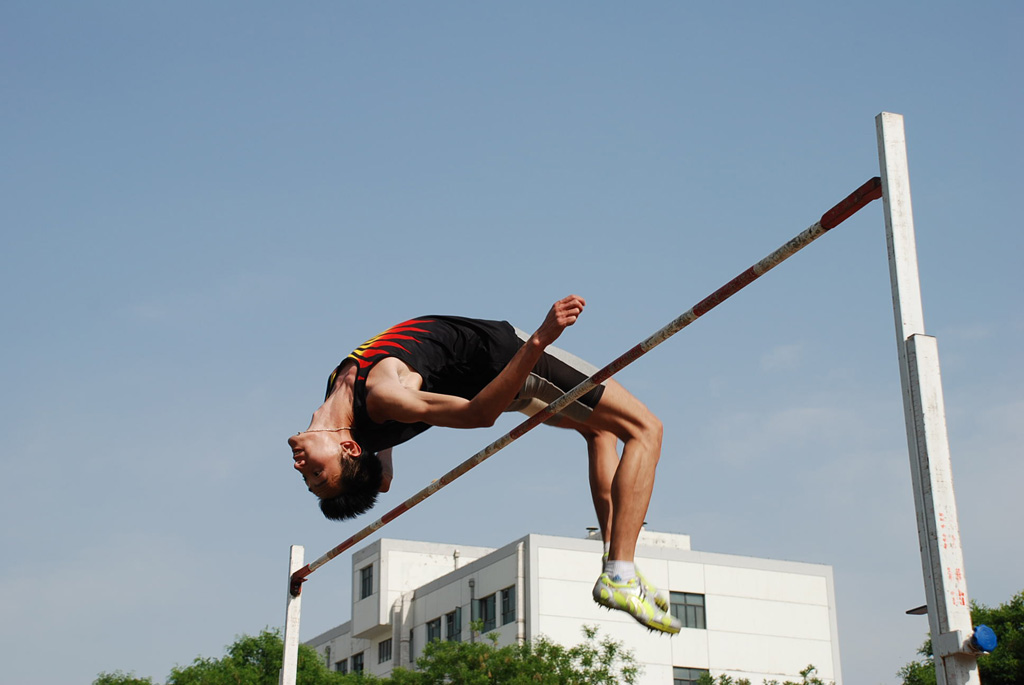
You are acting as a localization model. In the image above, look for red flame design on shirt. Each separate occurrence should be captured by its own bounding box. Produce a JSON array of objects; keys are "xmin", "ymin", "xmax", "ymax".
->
[{"xmin": 346, "ymin": 319, "xmax": 433, "ymax": 381}]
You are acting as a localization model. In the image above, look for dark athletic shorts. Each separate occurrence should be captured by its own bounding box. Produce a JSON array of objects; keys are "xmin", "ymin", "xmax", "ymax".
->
[{"xmin": 504, "ymin": 326, "xmax": 607, "ymax": 425}]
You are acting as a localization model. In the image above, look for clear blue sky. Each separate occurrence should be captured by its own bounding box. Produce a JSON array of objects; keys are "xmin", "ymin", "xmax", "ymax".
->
[{"xmin": 2, "ymin": 3, "xmax": 1021, "ymax": 684}]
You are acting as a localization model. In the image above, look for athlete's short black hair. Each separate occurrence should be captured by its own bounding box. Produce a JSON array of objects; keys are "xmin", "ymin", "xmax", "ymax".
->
[{"xmin": 318, "ymin": 452, "xmax": 384, "ymax": 521}]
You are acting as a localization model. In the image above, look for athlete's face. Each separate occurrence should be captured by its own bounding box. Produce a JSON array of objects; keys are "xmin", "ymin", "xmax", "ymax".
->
[{"xmin": 288, "ymin": 432, "xmax": 357, "ymax": 497}]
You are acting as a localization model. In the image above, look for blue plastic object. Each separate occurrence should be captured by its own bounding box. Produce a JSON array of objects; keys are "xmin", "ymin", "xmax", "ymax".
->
[{"xmin": 972, "ymin": 624, "xmax": 998, "ymax": 653}]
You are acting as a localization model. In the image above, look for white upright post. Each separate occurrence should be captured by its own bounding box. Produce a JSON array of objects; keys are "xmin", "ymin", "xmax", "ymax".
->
[
  {"xmin": 280, "ymin": 545, "xmax": 304, "ymax": 685},
  {"xmin": 876, "ymin": 112, "xmax": 981, "ymax": 685}
]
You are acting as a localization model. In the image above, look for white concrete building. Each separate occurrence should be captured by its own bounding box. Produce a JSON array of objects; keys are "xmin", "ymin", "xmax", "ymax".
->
[{"xmin": 306, "ymin": 530, "xmax": 842, "ymax": 684}]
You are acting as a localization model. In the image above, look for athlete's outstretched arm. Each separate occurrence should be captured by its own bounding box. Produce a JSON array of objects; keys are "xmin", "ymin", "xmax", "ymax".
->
[
  {"xmin": 366, "ymin": 295, "xmax": 585, "ymax": 429},
  {"xmin": 467, "ymin": 294, "xmax": 585, "ymax": 421}
]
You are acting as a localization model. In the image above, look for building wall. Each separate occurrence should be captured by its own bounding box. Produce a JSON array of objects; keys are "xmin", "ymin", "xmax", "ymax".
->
[
  {"xmin": 528, "ymin": 535, "xmax": 840, "ymax": 684},
  {"xmin": 306, "ymin": 531, "xmax": 842, "ymax": 684},
  {"xmin": 320, "ymin": 538, "xmax": 494, "ymax": 676}
]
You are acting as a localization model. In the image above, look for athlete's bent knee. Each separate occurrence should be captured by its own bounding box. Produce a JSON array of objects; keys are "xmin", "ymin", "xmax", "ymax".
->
[{"xmin": 635, "ymin": 412, "xmax": 664, "ymax": 458}]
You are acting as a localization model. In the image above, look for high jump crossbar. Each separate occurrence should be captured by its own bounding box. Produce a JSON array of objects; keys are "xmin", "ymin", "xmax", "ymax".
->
[{"xmin": 288, "ymin": 176, "xmax": 882, "ymax": 597}]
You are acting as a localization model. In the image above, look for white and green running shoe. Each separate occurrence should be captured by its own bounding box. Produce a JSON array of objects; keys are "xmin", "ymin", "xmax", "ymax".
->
[
  {"xmin": 592, "ymin": 573, "xmax": 682, "ymax": 634},
  {"xmin": 601, "ymin": 554, "xmax": 670, "ymax": 612},
  {"xmin": 635, "ymin": 567, "xmax": 670, "ymax": 613}
]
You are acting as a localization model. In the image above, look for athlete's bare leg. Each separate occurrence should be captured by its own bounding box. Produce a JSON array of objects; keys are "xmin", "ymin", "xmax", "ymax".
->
[
  {"xmin": 551, "ymin": 379, "xmax": 663, "ymax": 563},
  {"xmin": 586, "ymin": 431, "xmax": 618, "ymax": 545},
  {"xmin": 540, "ymin": 413, "xmax": 617, "ymax": 544},
  {"xmin": 545, "ymin": 382, "xmax": 677, "ymax": 632},
  {"xmin": 580, "ymin": 380, "xmax": 662, "ymax": 563}
]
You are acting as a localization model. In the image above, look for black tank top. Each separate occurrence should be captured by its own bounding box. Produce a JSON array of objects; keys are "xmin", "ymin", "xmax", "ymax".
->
[{"xmin": 326, "ymin": 316, "xmax": 520, "ymax": 454}]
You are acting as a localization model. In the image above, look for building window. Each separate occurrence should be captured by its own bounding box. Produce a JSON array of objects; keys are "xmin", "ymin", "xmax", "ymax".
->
[
  {"xmin": 670, "ymin": 592, "xmax": 706, "ymax": 630},
  {"xmin": 351, "ymin": 652, "xmax": 364, "ymax": 673},
  {"xmin": 378, "ymin": 638, "xmax": 392, "ymax": 663},
  {"xmin": 427, "ymin": 617, "xmax": 442, "ymax": 643},
  {"xmin": 446, "ymin": 607, "xmax": 462, "ymax": 642},
  {"xmin": 501, "ymin": 586, "xmax": 516, "ymax": 625},
  {"xmin": 673, "ymin": 667, "xmax": 709, "ymax": 685},
  {"xmin": 335, "ymin": 658, "xmax": 347, "ymax": 674},
  {"xmin": 473, "ymin": 593, "xmax": 496, "ymax": 632},
  {"xmin": 409, "ymin": 628, "xmax": 415, "ymax": 663},
  {"xmin": 324, "ymin": 646, "xmax": 331, "ymax": 668},
  {"xmin": 359, "ymin": 565, "xmax": 373, "ymax": 600}
]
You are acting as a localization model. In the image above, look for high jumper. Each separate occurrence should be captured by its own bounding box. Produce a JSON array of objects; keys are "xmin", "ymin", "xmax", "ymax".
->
[{"xmin": 290, "ymin": 294, "xmax": 682, "ymax": 633}]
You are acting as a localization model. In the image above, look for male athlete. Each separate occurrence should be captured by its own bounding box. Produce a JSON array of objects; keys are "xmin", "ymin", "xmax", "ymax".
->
[{"xmin": 289, "ymin": 295, "xmax": 681, "ymax": 634}]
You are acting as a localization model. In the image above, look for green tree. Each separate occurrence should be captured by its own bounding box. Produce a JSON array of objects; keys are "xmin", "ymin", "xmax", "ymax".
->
[
  {"xmin": 93, "ymin": 671, "xmax": 155, "ymax": 685},
  {"xmin": 695, "ymin": 663, "xmax": 830, "ymax": 685},
  {"xmin": 96, "ymin": 624, "xmax": 637, "ymax": 685},
  {"xmin": 386, "ymin": 623, "xmax": 639, "ymax": 684},
  {"xmin": 898, "ymin": 590, "xmax": 1024, "ymax": 685},
  {"xmin": 896, "ymin": 658, "xmax": 936, "ymax": 685},
  {"xmin": 163, "ymin": 628, "xmax": 354, "ymax": 685}
]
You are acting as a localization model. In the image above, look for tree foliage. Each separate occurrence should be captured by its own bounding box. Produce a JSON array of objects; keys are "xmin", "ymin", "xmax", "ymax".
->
[
  {"xmin": 94, "ymin": 624, "xmax": 638, "ymax": 685},
  {"xmin": 389, "ymin": 623, "xmax": 640, "ymax": 684},
  {"xmin": 695, "ymin": 663, "xmax": 831, "ymax": 685},
  {"xmin": 95, "ymin": 629, "xmax": 353, "ymax": 685},
  {"xmin": 898, "ymin": 590, "xmax": 1024, "ymax": 685},
  {"xmin": 93, "ymin": 672, "xmax": 155, "ymax": 685},
  {"xmin": 165, "ymin": 629, "xmax": 351, "ymax": 685}
]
